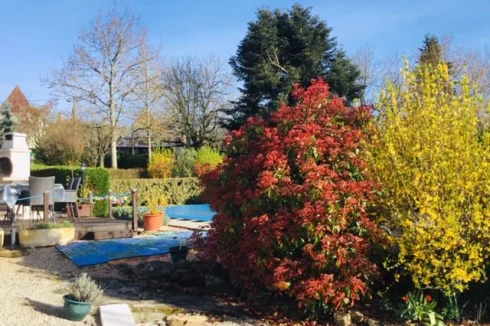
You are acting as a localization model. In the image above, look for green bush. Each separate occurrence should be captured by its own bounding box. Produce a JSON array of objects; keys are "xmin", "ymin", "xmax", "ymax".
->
[
  {"xmin": 108, "ymin": 168, "xmax": 145, "ymax": 179},
  {"xmin": 31, "ymin": 165, "xmax": 110, "ymax": 217},
  {"xmin": 31, "ymin": 165, "xmax": 110, "ymax": 193},
  {"xmin": 111, "ymin": 178, "xmax": 202, "ymax": 205},
  {"xmin": 172, "ymin": 148, "xmax": 197, "ymax": 177},
  {"xmin": 196, "ymin": 146, "xmax": 222, "ymax": 169}
]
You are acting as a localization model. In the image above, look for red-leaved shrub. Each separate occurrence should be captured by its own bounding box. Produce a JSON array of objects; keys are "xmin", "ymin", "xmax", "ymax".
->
[{"xmin": 200, "ymin": 79, "xmax": 386, "ymax": 314}]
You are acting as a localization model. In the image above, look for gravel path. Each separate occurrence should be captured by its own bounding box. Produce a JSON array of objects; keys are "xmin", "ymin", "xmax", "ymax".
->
[
  {"xmin": 0, "ymin": 248, "xmax": 102, "ymax": 325},
  {"xmin": 0, "ymin": 247, "xmax": 262, "ymax": 326}
]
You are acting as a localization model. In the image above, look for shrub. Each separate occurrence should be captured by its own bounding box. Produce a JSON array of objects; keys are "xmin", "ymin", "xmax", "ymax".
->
[
  {"xmin": 111, "ymin": 178, "xmax": 201, "ymax": 205},
  {"xmin": 34, "ymin": 120, "xmax": 86, "ymax": 166},
  {"xmin": 148, "ymin": 149, "xmax": 174, "ymax": 178},
  {"xmin": 199, "ymin": 79, "xmax": 385, "ymax": 314},
  {"xmin": 196, "ymin": 146, "xmax": 222, "ymax": 173},
  {"xmin": 371, "ymin": 61, "xmax": 490, "ymax": 295},
  {"xmin": 31, "ymin": 165, "xmax": 110, "ymax": 217},
  {"xmin": 172, "ymin": 147, "xmax": 197, "ymax": 177}
]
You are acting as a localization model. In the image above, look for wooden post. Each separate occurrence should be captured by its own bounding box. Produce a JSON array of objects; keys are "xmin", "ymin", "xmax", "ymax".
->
[
  {"xmin": 43, "ymin": 191, "xmax": 50, "ymax": 222},
  {"xmin": 89, "ymin": 191, "xmax": 93, "ymax": 218},
  {"xmin": 131, "ymin": 189, "xmax": 138, "ymax": 232},
  {"xmin": 108, "ymin": 190, "xmax": 113, "ymax": 219}
]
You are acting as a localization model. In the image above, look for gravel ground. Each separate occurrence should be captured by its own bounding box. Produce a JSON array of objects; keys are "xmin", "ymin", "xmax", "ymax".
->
[{"xmin": 0, "ymin": 247, "xmax": 262, "ymax": 326}]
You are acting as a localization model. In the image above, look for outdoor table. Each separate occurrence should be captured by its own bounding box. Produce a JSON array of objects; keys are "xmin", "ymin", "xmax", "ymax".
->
[{"xmin": 0, "ymin": 182, "xmax": 65, "ymax": 225}]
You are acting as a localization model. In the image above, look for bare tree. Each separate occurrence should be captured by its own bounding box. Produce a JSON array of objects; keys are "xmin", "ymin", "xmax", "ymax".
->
[
  {"xmin": 353, "ymin": 46, "xmax": 378, "ymax": 104},
  {"xmin": 131, "ymin": 40, "xmax": 164, "ymax": 162},
  {"xmin": 82, "ymin": 122, "xmax": 112, "ymax": 167},
  {"xmin": 44, "ymin": 3, "xmax": 148, "ymax": 168},
  {"xmin": 162, "ymin": 56, "xmax": 230, "ymax": 148}
]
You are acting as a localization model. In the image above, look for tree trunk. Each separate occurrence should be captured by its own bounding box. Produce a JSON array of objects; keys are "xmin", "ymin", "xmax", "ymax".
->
[
  {"xmin": 110, "ymin": 87, "xmax": 118, "ymax": 169},
  {"xmin": 110, "ymin": 121, "xmax": 118, "ymax": 169},
  {"xmin": 111, "ymin": 134, "xmax": 118, "ymax": 169},
  {"xmin": 148, "ymin": 131, "xmax": 152, "ymax": 162}
]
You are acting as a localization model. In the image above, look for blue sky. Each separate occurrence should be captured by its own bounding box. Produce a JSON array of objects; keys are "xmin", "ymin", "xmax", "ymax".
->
[{"xmin": 0, "ymin": 0, "xmax": 489, "ymax": 109}]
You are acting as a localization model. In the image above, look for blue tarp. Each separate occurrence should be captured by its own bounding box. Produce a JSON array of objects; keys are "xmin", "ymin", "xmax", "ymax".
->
[
  {"xmin": 57, "ymin": 231, "xmax": 194, "ymax": 267},
  {"xmin": 166, "ymin": 204, "xmax": 216, "ymax": 222}
]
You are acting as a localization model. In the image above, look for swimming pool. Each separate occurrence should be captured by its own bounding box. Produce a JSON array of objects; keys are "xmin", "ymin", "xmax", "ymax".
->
[{"xmin": 166, "ymin": 204, "xmax": 216, "ymax": 222}]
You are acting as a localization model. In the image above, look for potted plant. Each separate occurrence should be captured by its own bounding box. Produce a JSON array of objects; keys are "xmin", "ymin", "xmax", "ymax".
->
[
  {"xmin": 169, "ymin": 239, "xmax": 189, "ymax": 263},
  {"xmin": 63, "ymin": 273, "xmax": 103, "ymax": 321},
  {"xmin": 19, "ymin": 221, "xmax": 75, "ymax": 248},
  {"xmin": 142, "ymin": 192, "xmax": 166, "ymax": 231}
]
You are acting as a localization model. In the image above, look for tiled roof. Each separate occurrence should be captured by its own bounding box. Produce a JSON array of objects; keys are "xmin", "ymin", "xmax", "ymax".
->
[{"xmin": 6, "ymin": 86, "xmax": 30, "ymax": 113}]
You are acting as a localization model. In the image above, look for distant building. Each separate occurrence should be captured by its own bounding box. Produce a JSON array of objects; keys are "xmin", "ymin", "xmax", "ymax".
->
[
  {"xmin": 4, "ymin": 86, "xmax": 47, "ymax": 148},
  {"xmin": 7, "ymin": 86, "xmax": 30, "ymax": 113},
  {"xmin": 116, "ymin": 133, "xmax": 182, "ymax": 155}
]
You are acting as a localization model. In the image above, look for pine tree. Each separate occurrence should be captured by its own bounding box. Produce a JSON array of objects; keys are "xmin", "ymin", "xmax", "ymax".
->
[
  {"xmin": 224, "ymin": 4, "xmax": 363, "ymax": 130},
  {"xmin": 418, "ymin": 34, "xmax": 451, "ymax": 71},
  {"xmin": 0, "ymin": 101, "xmax": 17, "ymax": 143},
  {"xmin": 325, "ymin": 50, "xmax": 364, "ymax": 102}
]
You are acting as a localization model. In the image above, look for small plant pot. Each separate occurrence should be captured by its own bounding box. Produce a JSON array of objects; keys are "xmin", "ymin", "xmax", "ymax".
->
[
  {"xmin": 143, "ymin": 213, "xmax": 163, "ymax": 231},
  {"xmin": 78, "ymin": 203, "xmax": 94, "ymax": 218},
  {"xmin": 63, "ymin": 295, "xmax": 93, "ymax": 321},
  {"xmin": 169, "ymin": 246, "xmax": 189, "ymax": 263}
]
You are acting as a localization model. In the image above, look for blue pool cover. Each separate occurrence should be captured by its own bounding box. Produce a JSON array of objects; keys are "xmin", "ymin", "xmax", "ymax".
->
[
  {"xmin": 166, "ymin": 204, "xmax": 216, "ymax": 222},
  {"xmin": 57, "ymin": 231, "xmax": 194, "ymax": 267}
]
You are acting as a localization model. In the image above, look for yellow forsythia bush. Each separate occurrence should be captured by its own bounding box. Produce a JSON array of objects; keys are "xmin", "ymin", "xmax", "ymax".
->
[
  {"xmin": 371, "ymin": 60, "xmax": 490, "ymax": 295},
  {"xmin": 148, "ymin": 149, "xmax": 174, "ymax": 178}
]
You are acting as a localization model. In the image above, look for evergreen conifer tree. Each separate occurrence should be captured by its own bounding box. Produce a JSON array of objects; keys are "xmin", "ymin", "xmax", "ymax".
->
[
  {"xmin": 224, "ymin": 4, "xmax": 363, "ymax": 130},
  {"xmin": 0, "ymin": 101, "xmax": 17, "ymax": 144}
]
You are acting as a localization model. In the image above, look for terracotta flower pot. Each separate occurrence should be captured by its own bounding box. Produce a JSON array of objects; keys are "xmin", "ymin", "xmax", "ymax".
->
[
  {"xmin": 77, "ymin": 203, "xmax": 94, "ymax": 218},
  {"xmin": 143, "ymin": 213, "xmax": 163, "ymax": 231}
]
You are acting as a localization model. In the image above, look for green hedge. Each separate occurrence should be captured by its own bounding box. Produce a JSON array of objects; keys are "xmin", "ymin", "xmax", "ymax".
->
[
  {"xmin": 31, "ymin": 165, "xmax": 110, "ymax": 217},
  {"xmin": 111, "ymin": 178, "xmax": 202, "ymax": 205}
]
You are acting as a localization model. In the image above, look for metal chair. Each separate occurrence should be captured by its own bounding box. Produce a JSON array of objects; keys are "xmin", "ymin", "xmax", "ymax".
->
[{"xmin": 29, "ymin": 176, "xmax": 55, "ymax": 221}]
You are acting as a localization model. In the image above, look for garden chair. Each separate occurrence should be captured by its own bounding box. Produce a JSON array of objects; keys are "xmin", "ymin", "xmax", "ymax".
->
[
  {"xmin": 29, "ymin": 176, "xmax": 55, "ymax": 221},
  {"xmin": 65, "ymin": 177, "xmax": 81, "ymax": 221}
]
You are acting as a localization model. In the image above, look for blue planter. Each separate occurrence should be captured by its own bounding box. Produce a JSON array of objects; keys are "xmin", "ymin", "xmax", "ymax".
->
[{"xmin": 63, "ymin": 295, "xmax": 93, "ymax": 321}]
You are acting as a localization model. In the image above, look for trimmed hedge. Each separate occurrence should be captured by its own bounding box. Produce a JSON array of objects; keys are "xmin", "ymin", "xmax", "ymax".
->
[
  {"xmin": 31, "ymin": 165, "xmax": 110, "ymax": 217},
  {"xmin": 112, "ymin": 178, "xmax": 202, "ymax": 205}
]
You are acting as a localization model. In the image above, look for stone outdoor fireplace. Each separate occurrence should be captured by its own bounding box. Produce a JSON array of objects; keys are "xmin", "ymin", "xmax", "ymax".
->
[{"xmin": 0, "ymin": 132, "xmax": 31, "ymax": 184}]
